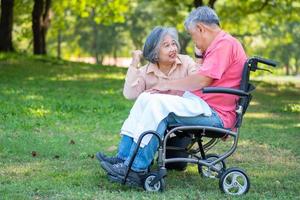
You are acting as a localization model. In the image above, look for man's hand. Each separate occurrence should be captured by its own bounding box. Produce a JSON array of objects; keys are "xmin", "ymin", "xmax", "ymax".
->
[
  {"xmin": 146, "ymin": 88, "xmax": 184, "ymax": 96},
  {"xmin": 150, "ymin": 80, "xmax": 169, "ymax": 92},
  {"xmin": 166, "ymin": 90, "xmax": 185, "ymax": 96}
]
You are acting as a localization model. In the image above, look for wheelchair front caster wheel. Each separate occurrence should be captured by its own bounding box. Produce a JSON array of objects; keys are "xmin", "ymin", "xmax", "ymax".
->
[
  {"xmin": 143, "ymin": 173, "xmax": 165, "ymax": 192},
  {"xmin": 198, "ymin": 154, "xmax": 226, "ymax": 178},
  {"xmin": 219, "ymin": 167, "xmax": 250, "ymax": 195}
]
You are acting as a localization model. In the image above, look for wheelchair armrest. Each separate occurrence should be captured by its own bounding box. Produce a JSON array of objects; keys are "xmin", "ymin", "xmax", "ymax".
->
[{"xmin": 202, "ymin": 87, "xmax": 249, "ymax": 97}]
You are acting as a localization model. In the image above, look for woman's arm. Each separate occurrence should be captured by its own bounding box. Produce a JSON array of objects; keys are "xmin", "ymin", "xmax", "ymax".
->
[
  {"xmin": 123, "ymin": 67, "xmax": 146, "ymax": 100},
  {"xmin": 123, "ymin": 50, "xmax": 146, "ymax": 100}
]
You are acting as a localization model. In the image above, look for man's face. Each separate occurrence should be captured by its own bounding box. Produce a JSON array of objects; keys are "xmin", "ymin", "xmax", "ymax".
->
[{"xmin": 188, "ymin": 24, "xmax": 205, "ymax": 52}]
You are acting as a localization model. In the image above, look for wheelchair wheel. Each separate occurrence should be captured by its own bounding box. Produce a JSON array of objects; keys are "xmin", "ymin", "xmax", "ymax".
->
[
  {"xmin": 143, "ymin": 173, "xmax": 165, "ymax": 192},
  {"xmin": 219, "ymin": 167, "xmax": 250, "ymax": 195},
  {"xmin": 198, "ymin": 154, "xmax": 226, "ymax": 178}
]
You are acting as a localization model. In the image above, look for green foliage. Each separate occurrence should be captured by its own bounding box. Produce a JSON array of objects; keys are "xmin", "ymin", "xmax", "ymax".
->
[
  {"xmin": 8, "ymin": 0, "xmax": 300, "ymax": 74},
  {"xmin": 67, "ymin": 0, "xmax": 129, "ymax": 25},
  {"xmin": 0, "ymin": 53, "xmax": 299, "ymax": 199},
  {"xmin": 13, "ymin": 0, "xmax": 34, "ymax": 52},
  {"xmin": 216, "ymin": 0, "xmax": 300, "ymax": 74}
]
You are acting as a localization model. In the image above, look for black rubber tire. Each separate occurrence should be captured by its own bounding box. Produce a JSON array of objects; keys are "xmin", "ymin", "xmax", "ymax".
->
[
  {"xmin": 143, "ymin": 173, "xmax": 166, "ymax": 192},
  {"xmin": 219, "ymin": 167, "xmax": 250, "ymax": 195},
  {"xmin": 198, "ymin": 154, "xmax": 226, "ymax": 178}
]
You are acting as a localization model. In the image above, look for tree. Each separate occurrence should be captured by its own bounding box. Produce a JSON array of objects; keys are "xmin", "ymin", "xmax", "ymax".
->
[
  {"xmin": 143, "ymin": 0, "xmax": 219, "ymax": 53},
  {"xmin": 32, "ymin": 0, "xmax": 51, "ymax": 54},
  {"xmin": 0, "ymin": 0, "xmax": 14, "ymax": 52}
]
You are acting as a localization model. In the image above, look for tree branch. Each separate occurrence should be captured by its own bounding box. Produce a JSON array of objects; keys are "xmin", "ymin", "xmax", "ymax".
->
[
  {"xmin": 249, "ymin": 0, "xmax": 270, "ymax": 13},
  {"xmin": 194, "ymin": 0, "xmax": 203, "ymax": 8},
  {"xmin": 208, "ymin": 0, "xmax": 217, "ymax": 9}
]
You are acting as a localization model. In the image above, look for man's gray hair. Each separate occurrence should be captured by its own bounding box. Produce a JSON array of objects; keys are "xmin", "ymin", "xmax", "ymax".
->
[
  {"xmin": 184, "ymin": 6, "xmax": 220, "ymax": 30},
  {"xmin": 143, "ymin": 26, "xmax": 180, "ymax": 64}
]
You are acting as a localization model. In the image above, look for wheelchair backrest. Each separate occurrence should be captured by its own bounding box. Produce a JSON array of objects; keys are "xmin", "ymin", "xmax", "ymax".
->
[{"xmin": 235, "ymin": 57, "xmax": 276, "ymax": 128}]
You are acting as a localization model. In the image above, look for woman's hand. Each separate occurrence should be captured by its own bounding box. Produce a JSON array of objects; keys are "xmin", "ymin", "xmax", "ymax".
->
[{"xmin": 130, "ymin": 50, "xmax": 143, "ymax": 68}]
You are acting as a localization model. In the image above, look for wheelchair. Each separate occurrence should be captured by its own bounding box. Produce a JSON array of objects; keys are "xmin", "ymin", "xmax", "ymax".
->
[{"xmin": 118, "ymin": 57, "xmax": 276, "ymax": 195}]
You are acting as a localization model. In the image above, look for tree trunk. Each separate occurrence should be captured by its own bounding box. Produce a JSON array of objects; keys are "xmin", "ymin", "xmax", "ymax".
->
[
  {"xmin": 0, "ymin": 0, "xmax": 14, "ymax": 52},
  {"xmin": 57, "ymin": 28, "xmax": 62, "ymax": 59},
  {"xmin": 285, "ymin": 65, "xmax": 290, "ymax": 76},
  {"xmin": 193, "ymin": 0, "xmax": 218, "ymax": 8},
  {"xmin": 32, "ymin": 0, "xmax": 51, "ymax": 55},
  {"xmin": 91, "ymin": 8, "xmax": 99, "ymax": 64},
  {"xmin": 295, "ymin": 58, "xmax": 299, "ymax": 75},
  {"xmin": 194, "ymin": 0, "xmax": 203, "ymax": 8},
  {"xmin": 113, "ymin": 47, "xmax": 118, "ymax": 66},
  {"xmin": 208, "ymin": 0, "xmax": 217, "ymax": 9},
  {"xmin": 97, "ymin": 55, "xmax": 103, "ymax": 65},
  {"xmin": 178, "ymin": 32, "xmax": 190, "ymax": 54}
]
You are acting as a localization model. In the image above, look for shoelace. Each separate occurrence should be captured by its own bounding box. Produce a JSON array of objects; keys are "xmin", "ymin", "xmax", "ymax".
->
[{"xmin": 113, "ymin": 162, "xmax": 124, "ymax": 169}]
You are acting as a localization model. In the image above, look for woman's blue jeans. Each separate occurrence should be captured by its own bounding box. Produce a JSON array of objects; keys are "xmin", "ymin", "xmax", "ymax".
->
[{"xmin": 117, "ymin": 110, "xmax": 224, "ymax": 172}]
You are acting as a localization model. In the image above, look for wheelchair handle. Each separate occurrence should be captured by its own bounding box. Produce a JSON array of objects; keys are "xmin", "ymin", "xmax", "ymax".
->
[
  {"xmin": 202, "ymin": 87, "xmax": 249, "ymax": 97},
  {"xmin": 252, "ymin": 56, "xmax": 277, "ymax": 67}
]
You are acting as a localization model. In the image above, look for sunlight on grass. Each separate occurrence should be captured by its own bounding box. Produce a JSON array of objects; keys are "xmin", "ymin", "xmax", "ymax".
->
[
  {"xmin": 259, "ymin": 123, "xmax": 286, "ymax": 129},
  {"xmin": 47, "ymin": 73, "xmax": 125, "ymax": 81},
  {"xmin": 1, "ymin": 161, "xmax": 44, "ymax": 177},
  {"xmin": 23, "ymin": 94, "xmax": 44, "ymax": 101},
  {"xmin": 99, "ymin": 89, "xmax": 122, "ymax": 95},
  {"xmin": 1, "ymin": 54, "xmax": 299, "ymax": 199},
  {"xmin": 284, "ymin": 103, "xmax": 300, "ymax": 113},
  {"xmin": 1, "ymin": 88, "xmax": 23, "ymax": 95},
  {"xmin": 27, "ymin": 107, "xmax": 51, "ymax": 117},
  {"xmin": 249, "ymin": 100, "xmax": 260, "ymax": 106},
  {"xmin": 236, "ymin": 140, "xmax": 298, "ymax": 167},
  {"xmin": 245, "ymin": 112, "xmax": 277, "ymax": 119}
]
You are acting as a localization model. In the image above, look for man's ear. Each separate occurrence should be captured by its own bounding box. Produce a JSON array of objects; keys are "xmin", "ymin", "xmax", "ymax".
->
[{"xmin": 196, "ymin": 23, "xmax": 204, "ymax": 33}]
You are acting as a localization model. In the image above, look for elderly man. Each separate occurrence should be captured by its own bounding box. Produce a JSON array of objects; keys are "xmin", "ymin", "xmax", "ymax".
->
[{"xmin": 99, "ymin": 6, "xmax": 247, "ymax": 185}]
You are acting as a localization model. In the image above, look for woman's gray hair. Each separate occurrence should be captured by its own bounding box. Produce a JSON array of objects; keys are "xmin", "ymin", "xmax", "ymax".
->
[
  {"xmin": 184, "ymin": 6, "xmax": 220, "ymax": 31},
  {"xmin": 143, "ymin": 26, "xmax": 180, "ymax": 64}
]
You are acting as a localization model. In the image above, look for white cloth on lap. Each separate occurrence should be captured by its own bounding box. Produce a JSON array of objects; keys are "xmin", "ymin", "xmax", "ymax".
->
[{"xmin": 120, "ymin": 91, "xmax": 212, "ymax": 147}]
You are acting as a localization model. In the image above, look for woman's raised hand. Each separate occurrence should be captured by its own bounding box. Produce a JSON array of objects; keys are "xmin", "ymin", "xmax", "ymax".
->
[{"xmin": 130, "ymin": 50, "xmax": 143, "ymax": 68}]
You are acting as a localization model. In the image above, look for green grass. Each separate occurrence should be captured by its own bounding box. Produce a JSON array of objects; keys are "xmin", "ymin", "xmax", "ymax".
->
[{"xmin": 0, "ymin": 53, "xmax": 299, "ymax": 199}]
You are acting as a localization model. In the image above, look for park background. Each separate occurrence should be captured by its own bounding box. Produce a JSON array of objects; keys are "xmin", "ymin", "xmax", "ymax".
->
[{"xmin": 0, "ymin": 0, "xmax": 299, "ymax": 199}]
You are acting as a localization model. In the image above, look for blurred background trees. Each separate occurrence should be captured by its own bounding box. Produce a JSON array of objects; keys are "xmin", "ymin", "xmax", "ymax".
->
[{"xmin": 0, "ymin": 0, "xmax": 299, "ymax": 75}]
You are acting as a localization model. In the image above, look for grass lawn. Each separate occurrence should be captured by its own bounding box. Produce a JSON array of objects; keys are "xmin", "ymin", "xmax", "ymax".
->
[{"xmin": 0, "ymin": 53, "xmax": 299, "ymax": 199}]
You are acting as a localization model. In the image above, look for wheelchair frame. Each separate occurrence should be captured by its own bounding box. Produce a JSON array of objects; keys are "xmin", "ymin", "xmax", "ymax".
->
[{"xmin": 120, "ymin": 57, "xmax": 277, "ymax": 195}]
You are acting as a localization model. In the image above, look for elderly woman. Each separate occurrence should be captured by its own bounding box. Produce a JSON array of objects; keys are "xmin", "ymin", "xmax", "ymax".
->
[
  {"xmin": 96, "ymin": 26, "xmax": 211, "ymax": 184},
  {"xmin": 123, "ymin": 27, "xmax": 199, "ymax": 100}
]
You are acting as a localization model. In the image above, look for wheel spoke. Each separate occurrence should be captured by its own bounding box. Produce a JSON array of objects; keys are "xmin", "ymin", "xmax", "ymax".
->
[
  {"xmin": 223, "ymin": 179, "xmax": 234, "ymax": 190},
  {"xmin": 231, "ymin": 174, "xmax": 239, "ymax": 183},
  {"xmin": 235, "ymin": 180, "xmax": 246, "ymax": 192},
  {"xmin": 220, "ymin": 169, "xmax": 249, "ymax": 195}
]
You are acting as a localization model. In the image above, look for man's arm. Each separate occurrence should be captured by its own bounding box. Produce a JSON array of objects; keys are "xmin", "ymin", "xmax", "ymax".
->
[{"xmin": 153, "ymin": 74, "xmax": 213, "ymax": 91}]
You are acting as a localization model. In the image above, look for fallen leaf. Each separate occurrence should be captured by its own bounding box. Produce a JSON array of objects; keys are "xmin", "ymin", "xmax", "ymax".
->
[
  {"xmin": 69, "ymin": 139, "xmax": 75, "ymax": 144},
  {"xmin": 31, "ymin": 151, "xmax": 37, "ymax": 157},
  {"xmin": 88, "ymin": 154, "xmax": 95, "ymax": 159}
]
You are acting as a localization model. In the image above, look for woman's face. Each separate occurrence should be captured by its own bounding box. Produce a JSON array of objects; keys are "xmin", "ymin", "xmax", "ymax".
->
[{"xmin": 158, "ymin": 34, "xmax": 178, "ymax": 65}]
